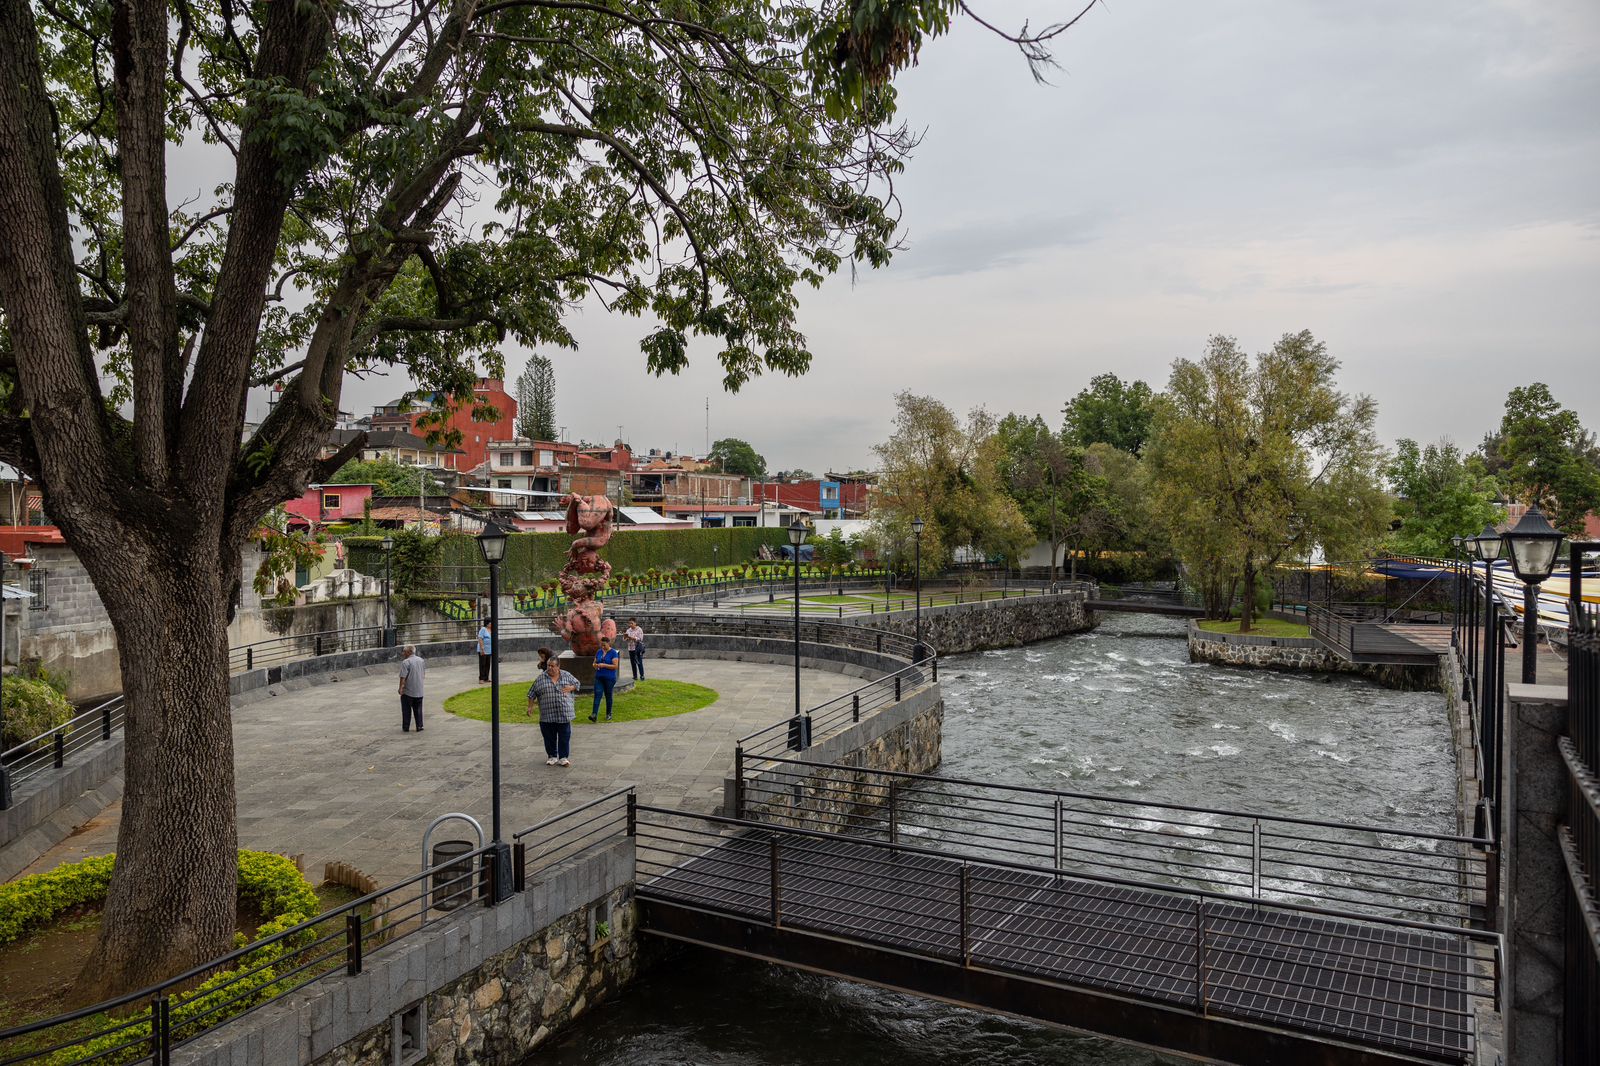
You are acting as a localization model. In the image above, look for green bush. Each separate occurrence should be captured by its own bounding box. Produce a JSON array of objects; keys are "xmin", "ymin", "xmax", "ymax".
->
[
  {"xmin": 1, "ymin": 851, "xmax": 322, "ymax": 1064},
  {"xmin": 2, "ymin": 673, "xmax": 75, "ymax": 750}
]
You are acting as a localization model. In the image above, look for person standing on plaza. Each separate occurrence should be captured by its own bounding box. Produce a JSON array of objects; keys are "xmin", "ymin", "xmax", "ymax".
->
[
  {"xmin": 398, "ymin": 645, "xmax": 426, "ymax": 733},
  {"xmin": 476, "ymin": 619, "xmax": 493, "ymax": 683},
  {"xmin": 624, "ymin": 618, "xmax": 646, "ymax": 681},
  {"xmin": 529, "ymin": 656, "xmax": 579, "ymax": 765},
  {"xmin": 590, "ymin": 635, "xmax": 620, "ymax": 722}
]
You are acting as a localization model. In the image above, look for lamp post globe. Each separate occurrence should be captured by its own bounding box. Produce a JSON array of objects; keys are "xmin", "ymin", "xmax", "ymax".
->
[
  {"xmin": 788, "ymin": 521, "xmax": 808, "ymax": 741},
  {"xmin": 1502, "ymin": 505, "xmax": 1564, "ymax": 684},
  {"xmin": 475, "ymin": 522, "xmax": 513, "ymax": 902},
  {"xmin": 380, "ymin": 535, "xmax": 396, "ymax": 648},
  {"xmin": 1470, "ymin": 524, "xmax": 1502, "ymax": 563}
]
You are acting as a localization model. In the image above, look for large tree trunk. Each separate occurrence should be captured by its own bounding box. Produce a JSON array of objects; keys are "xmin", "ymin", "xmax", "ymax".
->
[{"xmin": 71, "ymin": 545, "xmax": 239, "ymax": 1002}]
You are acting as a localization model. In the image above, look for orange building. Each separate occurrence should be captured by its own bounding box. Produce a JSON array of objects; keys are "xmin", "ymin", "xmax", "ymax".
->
[{"xmin": 369, "ymin": 377, "xmax": 517, "ymax": 473}]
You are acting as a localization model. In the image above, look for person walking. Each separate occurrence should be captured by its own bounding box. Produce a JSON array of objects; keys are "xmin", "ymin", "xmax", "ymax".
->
[
  {"xmin": 398, "ymin": 645, "xmax": 426, "ymax": 733},
  {"xmin": 624, "ymin": 618, "xmax": 646, "ymax": 681},
  {"xmin": 476, "ymin": 619, "xmax": 493, "ymax": 683},
  {"xmin": 590, "ymin": 636, "xmax": 620, "ymax": 722},
  {"xmin": 529, "ymin": 656, "xmax": 578, "ymax": 766}
]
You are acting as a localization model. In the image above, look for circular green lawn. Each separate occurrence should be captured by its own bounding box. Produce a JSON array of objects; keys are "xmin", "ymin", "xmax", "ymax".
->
[{"xmin": 442, "ymin": 679, "xmax": 718, "ymax": 725}]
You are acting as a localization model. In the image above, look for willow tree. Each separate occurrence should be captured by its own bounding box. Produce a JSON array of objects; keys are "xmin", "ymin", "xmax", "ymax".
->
[
  {"xmin": 1145, "ymin": 332, "xmax": 1389, "ymax": 631},
  {"xmin": 0, "ymin": 0, "xmax": 1093, "ymax": 999}
]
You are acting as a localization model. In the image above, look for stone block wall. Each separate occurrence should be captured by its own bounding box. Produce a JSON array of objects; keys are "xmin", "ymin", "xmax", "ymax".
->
[
  {"xmin": 734, "ymin": 685, "xmax": 944, "ymax": 827},
  {"xmin": 179, "ymin": 841, "xmax": 637, "ymax": 1066},
  {"xmin": 851, "ymin": 591, "xmax": 1094, "ymax": 655},
  {"xmin": 1186, "ymin": 622, "xmax": 1440, "ymax": 691}
]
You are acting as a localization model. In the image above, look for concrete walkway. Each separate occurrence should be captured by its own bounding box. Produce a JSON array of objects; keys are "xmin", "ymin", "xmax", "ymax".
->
[{"xmin": 18, "ymin": 656, "xmax": 859, "ymax": 884}]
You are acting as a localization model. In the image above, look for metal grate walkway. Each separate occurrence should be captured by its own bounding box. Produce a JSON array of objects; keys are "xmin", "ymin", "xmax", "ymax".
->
[{"xmin": 641, "ymin": 830, "xmax": 1477, "ymax": 1063}]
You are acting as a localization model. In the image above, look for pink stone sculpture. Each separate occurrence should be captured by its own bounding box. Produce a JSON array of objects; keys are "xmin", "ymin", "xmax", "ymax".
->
[{"xmin": 551, "ymin": 493, "xmax": 618, "ymax": 655}]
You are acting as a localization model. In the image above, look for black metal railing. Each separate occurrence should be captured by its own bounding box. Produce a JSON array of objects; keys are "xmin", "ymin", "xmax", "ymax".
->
[
  {"xmin": 0, "ymin": 844, "xmax": 497, "ymax": 1066},
  {"xmin": 1561, "ymin": 547, "xmax": 1599, "ymax": 1061},
  {"xmin": 733, "ymin": 659, "xmax": 936, "ymax": 764},
  {"xmin": 0, "ymin": 788, "xmax": 638, "ymax": 1065},
  {"xmin": 510, "ymin": 786, "xmax": 636, "ymax": 892},
  {"xmin": 732, "ymin": 754, "xmax": 1493, "ymax": 929},
  {"xmin": 1452, "ymin": 562, "xmax": 1510, "ymax": 848},
  {"xmin": 0, "ymin": 696, "xmax": 125, "ymax": 811},
  {"xmin": 632, "ymin": 804, "xmax": 1502, "ymax": 1063}
]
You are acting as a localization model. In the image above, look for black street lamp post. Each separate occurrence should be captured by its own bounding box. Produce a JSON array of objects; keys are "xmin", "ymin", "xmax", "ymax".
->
[
  {"xmin": 380, "ymin": 535, "xmax": 395, "ymax": 647},
  {"xmin": 911, "ymin": 517, "xmax": 926, "ymax": 661},
  {"xmin": 788, "ymin": 521, "xmax": 808, "ymax": 734},
  {"xmin": 1502, "ymin": 504, "xmax": 1564, "ymax": 684},
  {"xmin": 1470, "ymin": 524, "xmax": 1503, "ymax": 713},
  {"xmin": 476, "ymin": 523, "xmax": 513, "ymax": 903}
]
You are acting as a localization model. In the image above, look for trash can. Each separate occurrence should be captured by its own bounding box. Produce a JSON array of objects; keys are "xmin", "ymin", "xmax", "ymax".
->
[{"xmin": 430, "ymin": 840, "xmax": 476, "ymax": 912}]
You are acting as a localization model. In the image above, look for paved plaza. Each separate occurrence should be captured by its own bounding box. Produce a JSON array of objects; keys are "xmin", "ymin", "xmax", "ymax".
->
[{"xmin": 21, "ymin": 656, "xmax": 859, "ymax": 883}]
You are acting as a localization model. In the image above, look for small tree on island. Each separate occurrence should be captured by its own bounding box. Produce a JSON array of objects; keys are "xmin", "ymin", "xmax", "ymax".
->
[
  {"xmin": 1145, "ymin": 331, "xmax": 1389, "ymax": 631},
  {"xmin": 0, "ymin": 0, "xmax": 1094, "ymax": 999}
]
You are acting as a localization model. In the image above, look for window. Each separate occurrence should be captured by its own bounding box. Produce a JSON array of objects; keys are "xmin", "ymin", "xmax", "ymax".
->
[
  {"xmin": 538, "ymin": 450, "xmax": 554, "ymax": 466},
  {"xmin": 321, "ymin": 493, "xmax": 341, "ymax": 512},
  {"xmin": 732, "ymin": 516, "xmax": 757, "ymax": 527},
  {"xmin": 28, "ymin": 568, "xmax": 47, "ymax": 610},
  {"xmin": 497, "ymin": 479, "xmax": 512, "ymax": 489},
  {"xmin": 520, "ymin": 451, "xmax": 533, "ymax": 466}
]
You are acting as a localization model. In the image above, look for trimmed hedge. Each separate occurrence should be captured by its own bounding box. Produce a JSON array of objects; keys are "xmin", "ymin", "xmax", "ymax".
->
[
  {"xmin": 345, "ymin": 527, "xmax": 790, "ymax": 587},
  {"xmin": 1, "ymin": 851, "xmax": 321, "ymax": 1064}
]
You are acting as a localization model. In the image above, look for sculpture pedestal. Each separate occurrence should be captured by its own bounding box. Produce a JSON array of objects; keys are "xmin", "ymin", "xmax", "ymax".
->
[{"xmin": 555, "ymin": 651, "xmax": 635, "ymax": 695}]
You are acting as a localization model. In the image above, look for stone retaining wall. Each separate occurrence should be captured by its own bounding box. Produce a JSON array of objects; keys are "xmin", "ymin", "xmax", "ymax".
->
[
  {"xmin": 179, "ymin": 841, "xmax": 637, "ymax": 1066},
  {"xmin": 733, "ymin": 685, "xmax": 944, "ymax": 826},
  {"xmin": 1186, "ymin": 622, "xmax": 1440, "ymax": 690},
  {"xmin": 845, "ymin": 590, "xmax": 1095, "ymax": 654}
]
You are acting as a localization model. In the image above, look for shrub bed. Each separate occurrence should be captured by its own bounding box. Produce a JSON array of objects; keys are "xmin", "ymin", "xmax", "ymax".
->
[{"xmin": 0, "ymin": 851, "xmax": 320, "ymax": 1063}]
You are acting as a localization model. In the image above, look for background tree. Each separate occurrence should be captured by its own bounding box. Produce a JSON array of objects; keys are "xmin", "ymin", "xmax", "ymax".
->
[
  {"xmin": 1145, "ymin": 332, "xmax": 1389, "ymax": 630},
  {"xmin": 872, "ymin": 392, "xmax": 1032, "ymax": 572},
  {"xmin": 515, "ymin": 355, "xmax": 557, "ymax": 441},
  {"xmin": 0, "ymin": 0, "xmax": 1089, "ymax": 997},
  {"xmin": 1084, "ymin": 442, "xmax": 1171, "ymax": 580},
  {"xmin": 709, "ymin": 437, "xmax": 767, "ymax": 477},
  {"xmin": 1494, "ymin": 383, "xmax": 1600, "ymax": 534},
  {"xmin": 1062, "ymin": 373, "xmax": 1156, "ymax": 454},
  {"xmin": 995, "ymin": 413, "xmax": 1116, "ymax": 580},
  {"xmin": 329, "ymin": 457, "xmax": 441, "ymax": 498},
  {"xmin": 1387, "ymin": 439, "xmax": 1504, "ymax": 558}
]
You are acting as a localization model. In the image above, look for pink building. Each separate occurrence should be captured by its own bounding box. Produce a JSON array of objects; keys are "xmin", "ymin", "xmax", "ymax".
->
[{"xmin": 283, "ymin": 484, "xmax": 375, "ymax": 529}]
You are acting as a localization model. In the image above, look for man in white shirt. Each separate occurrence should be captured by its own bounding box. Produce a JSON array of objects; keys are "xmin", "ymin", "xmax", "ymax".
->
[
  {"xmin": 476, "ymin": 620, "xmax": 493, "ymax": 683},
  {"xmin": 398, "ymin": 646, "xmax": 426, "ymax": 732}
]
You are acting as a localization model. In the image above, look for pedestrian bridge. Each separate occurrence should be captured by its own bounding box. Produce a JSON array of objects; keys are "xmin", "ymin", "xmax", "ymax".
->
[{"xmin": 633, "ymin": 758, "xmax": 1501, "ymax": 1066}]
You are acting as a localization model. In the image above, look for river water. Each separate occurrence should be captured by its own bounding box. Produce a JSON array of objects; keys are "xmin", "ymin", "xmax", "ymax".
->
[{"xmin": 531, "ymin": 614, "xmax": 1456, "ymax": 1065}]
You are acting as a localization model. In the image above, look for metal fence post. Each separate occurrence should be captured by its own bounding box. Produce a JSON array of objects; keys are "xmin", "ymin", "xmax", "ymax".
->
[
  {"xmin": 102, "ymin": 701, "xmax": 113, "ymax": 740},
  {"xmin": 894, "ymin": 675, "xmax": 901, "ymax": 701},
  {"xmin": 958, "ymin": 862, "xmax": 970, "ymax": 966},
  {"xmin": 53, "ymin": 728, "xmax": 65, "ymax": 769},
  {"xmin": 1251, "ymin": 820, "xmax": 1262, "ymax": 900},
  {"xmin": 246, "ymin": 646, "xmax": 254, "ymax": 671},
  {"xmin": 512, "ymin": 842, "xmax": 527, "ymax": 893},
  {"xmin": 769, "ymin": 835, "xmax": 781, "ymax": 927},
  {"xmin": 153, "ymin": 995, "xmax": 172, "ymax": 1066},
  {"xmin": 734, "ymin": 746, "xmax": 746, "ymax": 819},
  {"xmin": 932, "ymin": 658, "xmax": 938, "ymax": 682},
  {"xmin": 626, "ymin": 791, "xmax": 637, "ymax": 837},
  {"xmin": 1053, "ymin": 798, "xmax": 1064, "ymax": 872},
  {"xmin": 345, "ymin": 911, "xmax": 364, "ymax": 975},
  {"xmin": 316, "ymin": 634, "xmax": 323, "ymax": 657},
  {"xmin": 888, "ymin": 781, "xmax": 898, "ymax": 844},
  {"xmin": 1193, "ymin": 900, "xmax": 1209, "ymax": 1013}
]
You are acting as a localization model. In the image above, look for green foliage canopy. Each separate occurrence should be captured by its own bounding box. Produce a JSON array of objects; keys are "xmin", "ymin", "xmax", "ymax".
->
[
  {"xmin": 1062, "ymin": 373, "xmax": 1156, "ymax": 455},
  {"xmin": 1145, "ymin": 331, "xmax": 1389, "ymax": 628},
  {"xmin": 329, "ymin": 458, "xmax": 443, "ymax": 498},
  {"xmin": 871, "ymin": 392, "xmax": 1033, "ymax": 571},
  {"xmin": 708, "ymin": 437, "xmax": 768, "ymax": 478},
  {"xmin": 1387, "ymin": 439, "xmax": 1504, "ymax": 558},
  {"xmin": 1495, "ymin": 384, "xmax": 1600, "ymax": 534}
]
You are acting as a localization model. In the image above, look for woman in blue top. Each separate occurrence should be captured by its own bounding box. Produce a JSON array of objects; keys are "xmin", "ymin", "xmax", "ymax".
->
[{"xmin": 590, "ymin": 636, "xmax": 620, "ymax": 722}]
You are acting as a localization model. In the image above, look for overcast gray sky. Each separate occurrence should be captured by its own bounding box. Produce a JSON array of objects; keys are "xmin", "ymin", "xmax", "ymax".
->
[{"xmin": 305, "ymin": 0, "xmax": 1600, "ymax": 472}]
